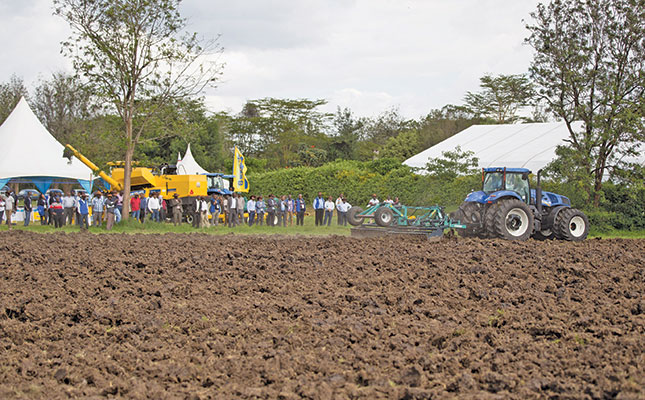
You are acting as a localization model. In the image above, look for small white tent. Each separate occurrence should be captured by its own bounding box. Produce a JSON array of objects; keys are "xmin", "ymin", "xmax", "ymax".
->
[
  {"xmin": 0, "ymin": 97, "xmax": 93, "ymax": 192},
  {"xmin": 176, "ymin": 143, "xmax": 209, "ymax": 175},
  {"xmin": 404, "ymin": 122, "xmax": 586, "ymax": 173}
]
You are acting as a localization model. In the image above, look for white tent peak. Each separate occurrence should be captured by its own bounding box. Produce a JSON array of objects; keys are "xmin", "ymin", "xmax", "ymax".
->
[
  {"xmin": 176, "ymin": 143, "xmax": 209, "ymax": 175},
  {"xmin": 0, "ymin": 97, "xmax": 93, "ymax": 181}
]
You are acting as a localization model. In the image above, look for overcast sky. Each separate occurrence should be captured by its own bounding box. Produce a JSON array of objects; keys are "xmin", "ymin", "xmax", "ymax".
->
[{"xmin": 0, "ymin": 0, "xmax": 541, "ymax": 119}]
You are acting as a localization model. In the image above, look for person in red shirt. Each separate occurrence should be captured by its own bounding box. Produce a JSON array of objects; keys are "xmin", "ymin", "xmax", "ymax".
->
[{"xmin": 130, "ymin": 193, "xmax": 141, "ymax": 221}]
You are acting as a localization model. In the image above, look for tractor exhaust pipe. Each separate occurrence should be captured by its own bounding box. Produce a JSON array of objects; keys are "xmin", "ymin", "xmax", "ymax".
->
[{"xmin": 536, "ymin": 169, "xmax": 543, "ymax": 214}]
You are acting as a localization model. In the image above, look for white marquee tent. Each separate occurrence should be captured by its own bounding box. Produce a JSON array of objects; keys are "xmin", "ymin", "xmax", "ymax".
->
[
  {"xmin": 404, "ymin": 122, "xmax": 586, "ymax": 173},
  {"xmin": 0, "ymin": 97, "xmax": 93, "ymax": 193},
  {"xmin": 176, "ymin": 143, "xmax": 209, "ymax": 175}
]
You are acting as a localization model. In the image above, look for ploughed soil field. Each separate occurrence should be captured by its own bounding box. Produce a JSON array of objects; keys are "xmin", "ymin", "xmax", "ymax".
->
[{"xmin": 0, "ymin": 232, "xmax": 644, "ymax": 399}]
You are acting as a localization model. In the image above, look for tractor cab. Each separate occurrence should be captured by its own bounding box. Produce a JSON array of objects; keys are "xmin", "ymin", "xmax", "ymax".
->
[
  {"xmin": 205, "ymin": 173, "xmax": 233, "ymax": 195},
  {"xmin": 482, "ymin": 167, "xmax": 531, "ymax": 203}
]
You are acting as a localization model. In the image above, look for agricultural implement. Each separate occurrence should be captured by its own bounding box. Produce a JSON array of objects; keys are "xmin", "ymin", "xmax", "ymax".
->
[{"xmin": 348, "ymin": 203, "xmax": 466, "ymax": 240}]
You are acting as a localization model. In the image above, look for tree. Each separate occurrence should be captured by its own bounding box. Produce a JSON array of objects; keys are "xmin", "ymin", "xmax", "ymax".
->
[
  {"xmin": 463, "ymin": 74, "xmax": 535, "ymax": 124},
  {"xmin": 424, "ymin": 146, "xmax": 479, "ymax": 181},
  {"xmin": 379, "ymin": 131, "xmax": 421, "ymax": 161},
  {"xmin": 225, "ymin": 98, "xmax": 332, "ymax": 167},
  {"xmin": 0, "ymin": 75, "xmax": 29, "ymax": 125},
  {"xmin": 54, "ymin": 0, "xmax": 223, "ymax": 219},
  {"xmin": 32, "ymin": 72, "xmax": 96, "ymax": 145},
  {"xmin": 526, "ymin": 0, "xmax": 645, "ymax": 206}
]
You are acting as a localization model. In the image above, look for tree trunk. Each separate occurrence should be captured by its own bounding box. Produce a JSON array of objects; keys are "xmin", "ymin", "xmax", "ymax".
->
[
  {"xmin": 593, "ymin": 169, "xmax": 603, "ymax": 208},
  {"xmin": 121, "ymin": 114, "xmax": 134, "ymax": 221}
]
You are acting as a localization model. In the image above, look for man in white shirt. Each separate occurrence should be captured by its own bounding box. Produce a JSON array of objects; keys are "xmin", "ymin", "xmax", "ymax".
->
[
  {"xmin": 368, "ymin": 194, "xmax": 379, "ymax": 207},
  {"xmin": 338, "ymin": 198, "xmax": 351, "ymax": 226},
  {"xmin": 323, "ymin": 196, "xmax": 335, "ymax": 226},
  {"xmin": 246, "ymin": 195, "xmax": 256, "ymax": 226},
  {"xmin": 62, "ymin": 192, "xmax": 76, "ymax": 225},
  {"xmin": 3, "ymin": 191, "xmax": 14, "ymax": 229},
  {"xmin": 335, "ymin": 193, "xmax": 344, "ymax": 225},
  {"xmin": 147, "ymin": 192, "xmax": 161, "ymax": 222}
]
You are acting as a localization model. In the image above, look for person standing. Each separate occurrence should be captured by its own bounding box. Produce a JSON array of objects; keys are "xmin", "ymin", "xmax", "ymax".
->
[
  {"xmin": 339, "ymin": 198, "xmax": 351, "ymax": 226},
  {"xmin": 237, "ymin": 194, "xmax": 245, "ymax": 224},
  {"xmin": 199, "ymin": 196, "xmax": 209, "ymax": 228},
  {"xmin": 105, "ymin": 193, "xmax": 117, "ymax": 230},
  {"xmin": 266, "ymin": 194, "xmax": 276, "ymax": 227},
  {"xmin": 74, "ymin": 192, "xmax": 82, "ymax": 226},
  {"xmin": 91, "ymin": 192, "xmax": 104, "ymax": 227},
  {"xmin": 313, "ymin": 192, "xmax": 324, "ymax": 226},
  {"xmin": 62, "ymin": 192, "xmax": 75, "ymax": 225},
  {"xmin": 169, "ymin": 193, "xmax": 183, "ymax": 226},
  {"xmin": 222, "ymin": 194, "xmax": 229, "ymax": 226},
  {"xmin": 23, "ymin": 193, "xmax": 33, "ymax": 227},
  {"xmin": 3, "ymin": 190, "xmax": 14, "ymax": 229},
  {"xmin": 139, "ymin": 193, "xmax": 148, "ymax": 223},
  {"xmin": 37, "ymin": 194, "xmax": 47, "ymax": 225},
  {"xmin": 209, "ymin": 194, "xmax": 220, "ymax": 226},
  {"xmin": 0, "ymin": 195, "xmax": 4, "ymax": 226},
  {"xmin": 276, "ymin": 195, "xmax": 285, "ymax": 227},
  {"xmin": 77, "ymin": 194, "xmax": 90, "ymax": 231},
  {"xmin": 47, "ymin": 192, "xmax": 56, "ymax": 225},
  {"xmin": 114, "ymin": 191, "xmax": 123, "ymax": 223},
  {"xmin": 246, "ymin": 195, "xmax": 256, "ymax": 226},
  {"xmin": 335, "ymin": 194, "xmax": 344, "ymax": 225},
  {"xmin": 159, "ymin": 194, "xmax": 166, "ymax": 222},
  {"xmin": 295, "ymin": 194, "xmax": 306, "ymax": 226},
  {"xmin": 130, "ymin": 193, "xmax": 141, "ymax": 220},
  {"xmin": 323, "ymin": 196, "xmax": 334, "ymax": 227},
  {"xmin": 51, "ymin": 194, "xmax": 65, "ymax": 228},
  {"xmin": 256, "ymin": 196, "xmax": 265, "ymax": 226},
  {"xmin": 286, "ymin": 195, "xmax": 295, "ymax": 226},
  {"xmin": 147, "ymin": 192, "xmax": 161, "ymax": 222},
  {"xmin": 227, "ymin": 194, "xmax": 238, "ymax": 227}
]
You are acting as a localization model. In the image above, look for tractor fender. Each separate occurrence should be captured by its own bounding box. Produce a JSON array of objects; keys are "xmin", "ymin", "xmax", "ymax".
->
[{"xmin": 543, "ymin": 205, "xmax": 570, "ymax": 231}]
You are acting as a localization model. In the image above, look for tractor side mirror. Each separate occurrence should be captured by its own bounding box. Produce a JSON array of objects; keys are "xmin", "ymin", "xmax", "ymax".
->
[{"xmin": 522, "ymin": 172, "xmax": 529, "ymax": 180}]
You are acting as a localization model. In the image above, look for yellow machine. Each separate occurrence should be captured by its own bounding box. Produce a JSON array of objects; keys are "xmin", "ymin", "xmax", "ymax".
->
[{"xmin": 65, "ymin": 145, "xmax": 210, "ymax": 221}]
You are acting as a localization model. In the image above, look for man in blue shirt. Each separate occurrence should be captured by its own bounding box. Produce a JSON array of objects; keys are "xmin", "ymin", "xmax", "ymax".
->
[
  {"xmin": 295, "ymin": 194, "xmax": 306, "ymax": 226},
  {"xmin": 313, "ymin": 192, "xmax": 324, "ymax": 226},
  {"xmin": 77, "ymin": 194, "xmax": 90, "ymax": 230}
]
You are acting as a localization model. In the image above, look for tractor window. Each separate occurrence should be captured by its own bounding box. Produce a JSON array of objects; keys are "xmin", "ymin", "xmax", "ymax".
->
[
  {"xmin": 207, "ymin": 176, "xmax": 224, "ymax": 190},
  {"xmin": 483, "ymin": 172, "xmax": 504, "ymax": 193},
  {"xmin": 506, "ymin": 173, "xmax": 530, "ymax": 202}
]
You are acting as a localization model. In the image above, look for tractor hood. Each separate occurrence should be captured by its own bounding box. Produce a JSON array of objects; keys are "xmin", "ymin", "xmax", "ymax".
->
[{"xmin": 464, "ymin": 189, "xmax": 571, "ymax": 207}]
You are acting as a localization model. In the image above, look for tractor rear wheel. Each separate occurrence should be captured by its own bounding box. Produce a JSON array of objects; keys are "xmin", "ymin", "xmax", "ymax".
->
[
  {"xmin": 554, "ymin": 208, "xmax": 589, "ymax": 241},
  {"xmin": 347, "ymin": 206, "xmax": 364, "ymax": 226},
  {"xmin": 480, "ymin": 203, "xmax": 499, "ymax": 238},
  {"xmin": 492, "ymin": 199, "xmax": 534, "ymax": 241},
  {"xmin": 374, "ymin": 207, "xmax": 394, "ymax": 227}
]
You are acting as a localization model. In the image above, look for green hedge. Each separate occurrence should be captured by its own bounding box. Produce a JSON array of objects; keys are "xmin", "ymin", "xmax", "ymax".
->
[{"xmin": 247, "ymin": 159, "xmax": 477, "ymax": 208}]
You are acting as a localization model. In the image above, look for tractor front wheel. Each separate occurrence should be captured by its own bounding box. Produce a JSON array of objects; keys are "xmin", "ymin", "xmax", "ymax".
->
[
  {"xmin": 492, "ymin": 199, "xmax": 534, "ymax": 241},
  {"xmin": 347, "ymin": 207, "xmax": 364, "ymax": 226},
  {"xmin": 374, "ymin": 207, "xmax": 394, "ymax": 227},
  {"xmin": 554, "ymin": 208, "xmax": 589, "ymax": 241}
]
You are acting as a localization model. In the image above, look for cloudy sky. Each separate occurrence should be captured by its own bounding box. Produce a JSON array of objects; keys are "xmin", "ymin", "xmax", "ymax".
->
[{"xmin": 0, "ymin": 0, "xmax": 541, "ymax": 118}]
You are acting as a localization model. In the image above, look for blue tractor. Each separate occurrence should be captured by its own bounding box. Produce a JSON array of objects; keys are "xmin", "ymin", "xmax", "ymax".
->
[{"xmin": 451, "ymin": 167, "xmax": 589, "ymax": 241}]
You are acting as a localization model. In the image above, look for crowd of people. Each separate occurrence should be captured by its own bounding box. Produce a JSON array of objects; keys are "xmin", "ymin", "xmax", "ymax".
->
[{"xmin": 1, "ymin": 188, "xmax": 402, "ymax": 230}]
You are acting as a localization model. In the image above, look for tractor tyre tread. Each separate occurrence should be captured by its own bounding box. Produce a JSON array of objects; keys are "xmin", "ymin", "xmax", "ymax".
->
[
  {"xmin": 481, "ymin": 203, "xmax": 499, "ymax": 238},
  {"xmin": 374, "ymin": 207, "xmax": 394, "ymax": 227},
  {"xmin": 492, "ymin": 199, "xmax": 534, "ymax": 241},
  {"xmin": 554, "ymin": 208, "xmax": 589, "ymax": 241},
  {"xmin": 347, "ymin": 206, "xmax": 364, "ymax": 226}
]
